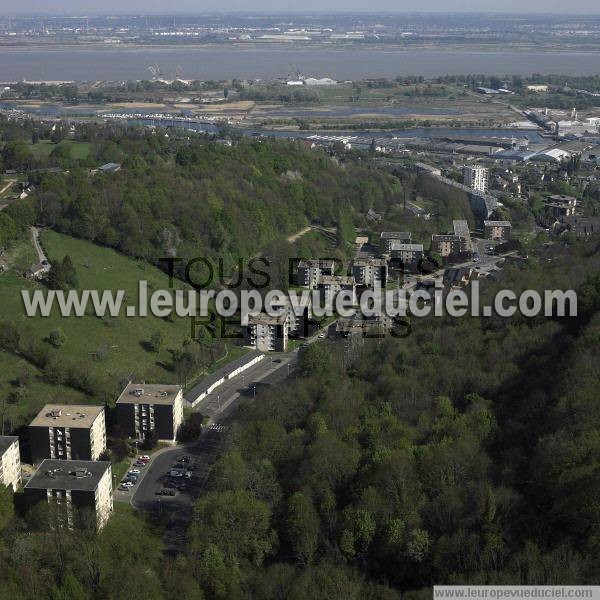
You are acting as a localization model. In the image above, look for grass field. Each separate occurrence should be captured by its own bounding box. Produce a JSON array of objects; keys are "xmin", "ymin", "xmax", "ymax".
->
[
  {"xmin": 28, "ymin": 139, "xmax": 93, "ymax": 160},
  {"xmin": 0, "ymin": 230, "xmax": 245, "ymax": 431}
]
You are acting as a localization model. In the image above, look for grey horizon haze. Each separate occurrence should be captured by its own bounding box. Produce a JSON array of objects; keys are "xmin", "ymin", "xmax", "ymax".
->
[{"xmin": 2, "ymin": 1, "xmax": 600, "ymax": 15}]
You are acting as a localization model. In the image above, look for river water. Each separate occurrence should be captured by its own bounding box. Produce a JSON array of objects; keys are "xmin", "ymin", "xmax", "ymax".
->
[{"xmin": 1, "ymin": 45, "xmax": 600, "ymax": 81}]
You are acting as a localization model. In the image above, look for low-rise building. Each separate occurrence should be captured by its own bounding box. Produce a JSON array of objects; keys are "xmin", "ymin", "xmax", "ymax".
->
[
  {"xmin": 296, "ymin": 259, "xmax": 335, "ymax": 288},
  {"xmin": 24, "ymin": 459, "xmax": 113, "ymax": 530},
  {"xmin": 29, "ymin": 405, "xmax": 106, "ymax": 465},
  {"xmin": 352, "ymin": 258, "xmax": 388, "ymax": 288},
  {"xmin": 380, "ymin": 231, "xmax": 412, "ymax": 253},
  {"xmin": 0, "ymin": 436, "xmax": 21, "ymax": 492},
  {"xmin": 116, "ymin": 384, "xmax": 183, "ymax": 443},
  {"xmin": 244, "ymin": 312, "xmax": 289, "ymax": 352},
  {"xmin": 484, "ymin": 220, "xmax": 512, "ymax": 241}
]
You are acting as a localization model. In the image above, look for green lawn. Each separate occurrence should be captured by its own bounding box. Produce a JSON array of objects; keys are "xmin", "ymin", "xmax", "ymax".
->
[
  {"xmin": 28, "ymin": 139, "xmax": 93, "ymax": 160},
  {"xmin": 0, "ymin": 230, "xmax": 245, "ymax": 430}
]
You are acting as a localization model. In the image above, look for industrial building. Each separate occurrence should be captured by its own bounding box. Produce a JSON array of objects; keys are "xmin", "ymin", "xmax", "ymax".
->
[
  {"xmin": 116, "ymin": 383, "xmax": 184, "ymax": 443},
  {"xmin": 24, "ymin": 459, "xmax": 113, "ymax": 530},
  {"xmin": 29, "ymin": 405, "xmax": 106, "ymax": 465},
  {"xmin": 0, "ymin": 436, "xmax": 21, "ymax": 492}
]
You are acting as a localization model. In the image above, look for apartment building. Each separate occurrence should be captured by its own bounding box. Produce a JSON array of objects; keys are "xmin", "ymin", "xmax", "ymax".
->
[
  {"xmin": 317, "ymin": 275, "xmax": 357, "ymax": 307},
  {"xmin": 0, "ymin": 436, "xmax": 21, "ymax": 492},
  {"xmin": 116, "ymin": 383, "xmax": 184, "ymax": 443},
  {"xmin": 24, "ymin": 459, "xmax": 113, "ymax": 530},
  {"xmin": 244, "ymin": 311, "xmax": 289, "ymax": 352},
  {"xmin": 453, "ymin": 220, "xmax": 473, "ymax": 253},
  {"xmin": 380, "ymin": 231, "xmax": 412, "ymax": 253},
  {"xmin": 267, "ymin": 294, "xmax": 312, "ymax": 337},
  {"xmin": 296, "ymin": 259, "xmax": 335, "ymax": 288},
  {"xmin": 29, "ymin": 405, "xmax": 106, "ymax": 465},
  {"xmin": 431, "ymin": 234, "xmax": 464, "ymax": 258},
  {"xmin": 484, "ymin": 220, "xmax": 512, "ymax": 241},
  {"xmin": 463, "ymin": 165, "xmax": 489, "ymax": 193},
  {"xmin": 389, "ymin": 242, "xmax": 424, "ymax": 269},
  {"xmin": 545, "ymin": 194, "xmax": 577, "ymax": 219},
  {"xmin": 352, "ymin": 258, "xmax": 388, "ymax": 288}
]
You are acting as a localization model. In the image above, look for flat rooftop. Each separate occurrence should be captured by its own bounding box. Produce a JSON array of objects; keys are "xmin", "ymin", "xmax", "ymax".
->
[
  {"xmin": 380, "ymin": 231, "xmax": 411, "ymax": 240},
  {"xmin": 248, "ymin": 312, "xmax": 288, "ymax": 326},
  {"xmin": 484, "ymin": 220, "xmax": 512, "ymax": 227},
  {"xmin": 30, "ymin": 404, "xmax": 104, "ymax": 429},
  {"xmin": 0, "ymin": 436, "xmax": 18, "ymax": 455},
  {"xmin": 390, "ymin": 243, "xmax": 424, "ymax": 252},
  {"xmin": 117, "ymin": 383, "xmax": 182, "ymax": 406},
  {"xmin": 25, "ymin": 459, "xmax": 110, "ymax": 492},
  {"xmin": 319, "ymin": 275, "xmax": 355, "ymax": 285}
]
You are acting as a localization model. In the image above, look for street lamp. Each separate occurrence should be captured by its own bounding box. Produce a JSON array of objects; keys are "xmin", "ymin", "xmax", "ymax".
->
[{"xmin": 253, "ymin": 384, "xmax": 256, "ymax": 398}]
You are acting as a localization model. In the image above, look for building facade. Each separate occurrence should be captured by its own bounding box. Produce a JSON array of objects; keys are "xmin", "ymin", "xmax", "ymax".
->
[
  {"xmin": 29, "ymin": 405, "xmax": 106, "ymax": 465},
  {"xmin": 24, "ymin": 459, "xmax": 113, "ymax": 530},
  {"xmin": 244, "ymin": 312, "xmax": 289, "ymax": 352},
  {"xmin": 296, "ymin": 259, "xmax": 335, "ymax": 289},
  {"xmin": 317, "ymin": 275, "xmax": 357, "ymax": 308},
  {"xmin": 463, "ymin": 166, "xmax": 489, "ymax": 193},
  {"xmin": 389, "ymin": 243, "xmax": 424, "ymax": 269},
  {"xmin": 116, "ymin": 384, "xmax": 184, "ymax": 443},
  {"xmin": 0, "ymin": 436, "xmax": 21, "ymax": 492},
  {"xmin": 484, "ymin": 220, "xmax": 512, "ymax": 241},
  {"xmin": 380, "ymin": 231, "xmax": 412, "ymax": 253},
  {"xmin": 352, "ymin": 258, "xmax": 388, "ymax": 288},
  {"xmin": 545, "ymin": 195, "xmax": 577, "ymax": 219},
  {"xmin": 431, "ymin": 234, "xmax": 464, "ymax": 258}
]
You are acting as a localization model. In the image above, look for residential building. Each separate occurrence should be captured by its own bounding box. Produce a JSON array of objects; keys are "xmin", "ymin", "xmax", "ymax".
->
[
  {"xmin": 267, "ymin": 294, "xmax": 312, "ymax": 337},
  {"xmin": 25, "ymin": 262, "xmax": 50, "ymax": 280},
  {"xmin": 244, "ymin": 312, "xmax": 289, "ymax": 352},
  {"xmin": 559, "ymin": 215, "xmax": 600, "ymax": 237},
  {"xmin": 116, "ymin": 383, "xmax": 184, "ymax": 443},
  {"xmin": 545, "ymin": 195, "xmax": 577, "ymax": 219},
  {"xmin": 484, "ymin": 220, "xmax": 512, "ymax": 241},
  {"xmin": 318, "ymin": 275, "xmax": 357, "ymax": 308},
  {"xmin": 431, "ymin": 234, "xmax": 463, "ymax": 258},
  {"xmin": 463, "ymin": 166, "xmax": 489, "ymax": 193},
  {"xmin": 352, "ymin": 258, "xmax": 388, "ymax": 288},
  {"xmin": 453, "ymin": 220, "xmax": 473, "ymax": 253},
  {"xmin": 0, "ymin": 436, "xmax": 21, "ymax": 491},
  {"xmin": 380, "ymin": 231, "xmax": 412, "ymax": 253},
  {"xmin": 24, "ymin": 459, "xmax": 113, "ymax": 530},
  {"xmin": 29, "ymin": 405, "xmax": 106, "ymax": 465},
  {"xmin": 389, "ymin": 243, "xmax": 424, "ymax": 269},
  {"xmin": 443, "ymin": 267, "xmax": 478, "ymax": 289},
  {"xmin": 296, "ymin": 259, "xmax": 335, "ymax": 288}
]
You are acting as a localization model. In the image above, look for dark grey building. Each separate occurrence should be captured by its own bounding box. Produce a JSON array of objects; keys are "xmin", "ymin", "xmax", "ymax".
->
[
  {"xmin": 29, "ymin": 405, "xmax": 106, "ymax": 465},
  {"xmin": 116, "ymin": 383, "xmax": 183, "ymax": 443},
  {"xmin": 24, "ymin": 459, "xmax": 113, "ymax": 530}
]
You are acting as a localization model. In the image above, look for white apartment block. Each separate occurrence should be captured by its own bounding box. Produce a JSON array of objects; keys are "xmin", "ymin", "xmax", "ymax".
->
[
  {"xmin": 463, "ymin": 166, "xmax": 489, "ymax": 193},
  {"xmin": 0, "ymin": 436, "xmax": 21, "ymax": 492}
]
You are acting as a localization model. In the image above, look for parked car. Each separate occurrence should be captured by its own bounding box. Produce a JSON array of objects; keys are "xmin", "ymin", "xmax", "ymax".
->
[
  {"xmin": 169, "ymin": 470, "xmax": 184, "ymax": 478},
  {"xmin": 121, "ymin": 481, "xmax": 134, "ymax": 488},
  {"xmin": 177, "ymin": 455, "xmax": 191, "ymax": 463},
  {"xmin": 133, "ymin": 461, "xmax": 146, "ymax": 468},
  {"xmin": 128, "ymin": 469, "xmax": 141, "ymax": 475},
  {"xmin": 184, "ymin": 471, "xmax": 192, "ymax": 480},
  {"xmin": 138, "ymin": 455, "xmax": 150, "ymax": 461},
  {"xmin": 119, "ymin": 484, "xmax": 132, "ymax": 491}
]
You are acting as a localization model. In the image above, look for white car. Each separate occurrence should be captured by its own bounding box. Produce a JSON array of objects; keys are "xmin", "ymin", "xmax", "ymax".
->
[
  {"xmin": 139, "ymin": 455, "xmax": 150, "ymax": 461},
  {"xmin": 121, "ymin": 481, "xmax": 134, "ymax": 488},
  {"xmin": 128, "ymin": 469, "xmax": 141, "ymax": 475}
]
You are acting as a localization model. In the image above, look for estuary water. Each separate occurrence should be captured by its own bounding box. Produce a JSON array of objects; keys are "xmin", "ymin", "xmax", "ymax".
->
[{"xmin": 1, "ymin": 45, "xmax": 599, "ymax": 82}]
